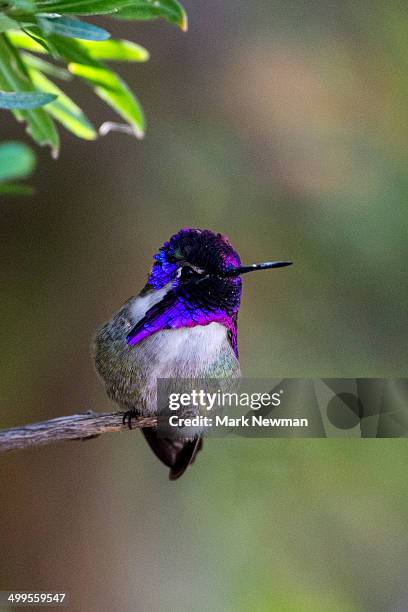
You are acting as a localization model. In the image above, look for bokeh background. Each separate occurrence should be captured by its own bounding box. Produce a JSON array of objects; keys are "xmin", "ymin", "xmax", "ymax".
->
[{"xmin": 1, "ymin": 1, "xmax": 408, "ymax": 610}]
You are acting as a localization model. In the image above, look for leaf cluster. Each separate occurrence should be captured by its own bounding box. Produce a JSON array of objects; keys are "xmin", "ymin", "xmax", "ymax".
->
[{"xmin": 0, "ymin": 0, "xmax": 187, "ymax": 158}]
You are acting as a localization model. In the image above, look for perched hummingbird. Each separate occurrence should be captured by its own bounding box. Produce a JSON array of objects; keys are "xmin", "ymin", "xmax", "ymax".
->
[{"xmin": 93, "ymin": 228, "xmax": 291, "ymax": 479}]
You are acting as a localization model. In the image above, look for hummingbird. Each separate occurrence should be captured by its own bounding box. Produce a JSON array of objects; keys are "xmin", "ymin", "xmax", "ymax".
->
[{"xmin": 93, "ymin": 228, "xmax": 292, "ymax": 480}]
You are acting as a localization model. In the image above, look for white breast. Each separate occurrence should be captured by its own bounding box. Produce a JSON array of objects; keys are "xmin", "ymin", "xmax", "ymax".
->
[
  {"xmin": 153, "ymin": 322, "xmax": 230, "ymax": 376},
  {"xmin": 94, "ymin": 288, "xmax": 240, "ymax": 417},
  {"xmin": 128, "ymin": 287, "xmax": 233, "ymax": 376}
]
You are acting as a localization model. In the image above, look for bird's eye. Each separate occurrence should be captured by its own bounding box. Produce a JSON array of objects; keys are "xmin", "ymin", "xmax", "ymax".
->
[{"xmin": 180, "ymin": 266, "xmax": 196, "ymax": 280}]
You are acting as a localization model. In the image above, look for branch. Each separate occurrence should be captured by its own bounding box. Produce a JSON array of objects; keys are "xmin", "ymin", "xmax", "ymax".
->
[{"xmin": 0, "ymin": 411, "xmax": 157, "ymax": 452}]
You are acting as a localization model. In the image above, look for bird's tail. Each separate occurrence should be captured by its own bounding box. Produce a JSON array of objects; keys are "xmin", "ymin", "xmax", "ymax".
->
[{"xmin": 142, "ymin": 428, "xmax": 203, "ymax": 480}]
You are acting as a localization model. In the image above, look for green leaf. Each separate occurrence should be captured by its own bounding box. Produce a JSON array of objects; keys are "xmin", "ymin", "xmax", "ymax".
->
[
  {"xmin": 0, "ymin": 33, "xmax": 59, "ymax": 154},
  {"xmin": 0, "ymin": 90, "xmax": 56, "ymax": 108},
  {"xmin": 38, "ymin": 16, "xmax": 111, "ymax": 41},
  {"xmin": 44, "ymin": 33, "xmax": 99, "ymax": 64},
  {"xmin": 0, "ymin": 140, "xmax": 35, "ymax": 182},
  {"xmin": 8, "ymin": 30, "xmax": 48, "ymax": 53},
  {"xmin": 34, "ymin": 0, "xmax": 140, "ymax": 16},
  {"xmin": 33, "ymin": 0, "xmax": 187, "ymax": 29},
  {"xmin": 69, "ymin": 61, "xmax": 145, "ymax": 137},
  {"xmin": 22, "ymin": 52, "xmax": 71, "ymax": 79},
  {"xmin": 114, "ymin": 0, "xmax": 187, "ymax": 31},
  {"xmin": 0, "ymin": 14, "xmax": 20, "ymax": 33},
  {"xmin": 0, "ymin": 182, "xmax": 34, "ymax": 195},
  {"xmin": 28, "ymin": 65, "xmax": 97, "ymax": 139},
  {"xmin": 22, "ymin": 27, "xmax": 53, "ymax": 52},
  {"xmin": 18, "ymin": 106, "xmax": 59, "ymax": 153},
  {"xmin": 78, "ymin": 38, "xmax": 149, "ymax": 62},
  {"xmin": 10, "ymin": 30, "xmax": 149, "ymax": 62}
]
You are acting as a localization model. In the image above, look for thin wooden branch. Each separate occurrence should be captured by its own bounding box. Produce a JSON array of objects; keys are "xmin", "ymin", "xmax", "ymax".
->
[{"xmin": 0, "ymin": 411, "xmax": 157, "ymax": 452}]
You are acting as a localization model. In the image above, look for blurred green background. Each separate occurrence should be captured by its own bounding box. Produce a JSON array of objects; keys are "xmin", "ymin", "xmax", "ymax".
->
[{"xmin": 1, "ymin": 1, "xmax": 408, "ymax": 610}]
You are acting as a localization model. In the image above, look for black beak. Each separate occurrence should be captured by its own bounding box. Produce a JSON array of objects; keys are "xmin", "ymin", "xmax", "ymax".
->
[{"xmin": 227, "ymin": 261, "xmax": 292, "ymax": 276}]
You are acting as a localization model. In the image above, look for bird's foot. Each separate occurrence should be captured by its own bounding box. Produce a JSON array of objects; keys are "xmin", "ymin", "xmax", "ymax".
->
[{"xmin": 122, "ymin": 409, "xmax": 138, "ymax": 430}]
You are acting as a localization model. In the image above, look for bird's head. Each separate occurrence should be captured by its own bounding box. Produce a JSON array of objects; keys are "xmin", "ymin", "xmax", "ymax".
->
[
  {"xmin": 127, "ymin": 228, "xmax": 292, "ymax": 352},
  {"xmin": 148, "ymin": 228, "xmax": 243, "ymax": 314}
]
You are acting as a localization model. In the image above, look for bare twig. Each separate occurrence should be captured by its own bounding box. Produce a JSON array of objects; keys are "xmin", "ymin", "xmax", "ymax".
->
[{"xmin": 0, "ymin": 411, "xmax": 157, "ymax": 452}]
